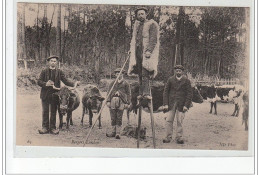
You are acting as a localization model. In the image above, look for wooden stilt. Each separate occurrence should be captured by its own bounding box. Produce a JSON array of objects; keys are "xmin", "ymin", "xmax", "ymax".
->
[
  {"xmin": 137, "ymin": 105, "xmax": 142, "ymax": 148},
  {"xmin": 148, "ymin": 81, "xmax": 156, "ymax": 148},
  {"xmin": 137, "ymin": 75, "xmax": 143, "ymax": 148},
  {"xmin": 136, "ymin": 79, "xmax": 156, "ymax": 149}
]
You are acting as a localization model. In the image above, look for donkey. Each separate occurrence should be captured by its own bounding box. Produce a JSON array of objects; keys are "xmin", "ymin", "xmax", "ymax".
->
[
  {"xmin": 54, "ymin": 86, "xmax": 80, "ymax": 129},
  {"xmin": 81, "ymin": 84, "xmax": 105, "ymax": 128}
]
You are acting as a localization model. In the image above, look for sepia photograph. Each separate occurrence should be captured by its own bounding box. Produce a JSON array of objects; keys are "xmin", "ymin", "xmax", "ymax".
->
[{"xmin": 16, "ymin": 2, "xmax": 251, "ymax": 151}]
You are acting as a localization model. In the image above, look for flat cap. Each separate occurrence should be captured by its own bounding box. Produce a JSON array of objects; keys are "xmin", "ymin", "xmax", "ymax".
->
[
  {"xmin": 174, "ymin": 65, "xmax": 185, "ymax": 71},
  {"xmin": 114, "ymin": 68, "xmax": 125, "ymax": 73},
  {"xmin": 47, "ymin": 55, "xmax": 59, "ymax": 61},
  {"xmin": 135, "ymin": 7, "xmax": 148, "ymax": 15}
]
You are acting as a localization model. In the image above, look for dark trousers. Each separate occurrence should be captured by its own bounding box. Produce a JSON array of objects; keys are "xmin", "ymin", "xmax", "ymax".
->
[
  {"xmin": 136, "ymin": 46, "xmax": 151, "ymax": 96},
  {"xmin": 109, "ymin": 109, "xmax": 124, "ymax": 126},
  {"xmin": 41, "ymin": 96, "xmax": 58, "ymax": 130}
]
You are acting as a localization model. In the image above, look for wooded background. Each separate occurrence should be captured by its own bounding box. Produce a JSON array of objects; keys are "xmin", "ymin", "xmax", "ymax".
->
[{"xmin": 17, "ymin": 3, "xmax": 250, "ymax": 84}]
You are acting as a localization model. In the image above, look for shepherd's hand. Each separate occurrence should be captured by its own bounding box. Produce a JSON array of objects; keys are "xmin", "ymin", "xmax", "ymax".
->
[
  {"xmin": 163, "ymin": 105, "xmax": 168, "ymax": 113},
  {"xmin": 124, "ymin": 104, "xmax": 130, "ymax": 110},
  {"xmin": 145, "ymin": 51, "xmax": 151, "ymax": 58},
  {"xmin": 115, "ymin": 91, "xmax": 120, "ymax": 96},
  {"xmin": 46, "ymin": 80, "xmax": 53, "ymax": 86},
  {"xmin": 183, "ymin": 106, "xmax": 188, "ymax": 112}
]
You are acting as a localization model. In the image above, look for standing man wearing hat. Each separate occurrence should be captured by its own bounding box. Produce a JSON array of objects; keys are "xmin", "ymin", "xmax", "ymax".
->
[
  {"xmin": 37, "ymin": 56, "xmax": 79, "ymax": 135},
  {"xmin": 106, "ymin": 68, "xmax": 131, "ymax": 139},
  {"xmin": 127, "ymin": 7, "xmax": 160, "ymax": 101},
  {"xmin": 162, "ymin": 65, "xmax": 193, "ymax": 144}
]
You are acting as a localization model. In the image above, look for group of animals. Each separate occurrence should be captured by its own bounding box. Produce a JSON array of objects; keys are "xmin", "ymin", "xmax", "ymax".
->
[{"xmin": 52, "ymin": 82, "xmax": 249, "ymax": 133}]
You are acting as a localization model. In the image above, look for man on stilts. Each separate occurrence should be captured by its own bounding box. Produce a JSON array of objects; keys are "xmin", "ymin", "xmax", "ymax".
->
[
  {"xmin": 128, "ymin": 7, "xmax": 160, "ymax": 103},
  {"xmin": 127, "ymin": 7, "xmax": 160, "ymax": 148}
]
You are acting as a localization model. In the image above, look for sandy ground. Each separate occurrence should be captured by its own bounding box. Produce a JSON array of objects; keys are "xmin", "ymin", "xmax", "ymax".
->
[{"xmin": 16, "ymin": 86, "xmax": 248, "ymax": 150}]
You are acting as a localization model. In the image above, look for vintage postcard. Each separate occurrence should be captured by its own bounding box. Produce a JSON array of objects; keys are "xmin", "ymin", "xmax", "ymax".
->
[{"xmin": 15, "ymin": 1, "xmax": 252, "ymax": 154}]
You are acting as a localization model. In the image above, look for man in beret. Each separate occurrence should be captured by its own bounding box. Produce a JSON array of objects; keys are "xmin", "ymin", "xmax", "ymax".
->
[
  {"xmin": 37, "ymin": 55, "xmax": 79, "ymax": 135},
  {"xmin": 162, "ymin": 65, "xmax": 193, "ymax": 144},
  {"xmin": 127, "ymin": 7, "xmax": 160, "ymax": 101},
  {"xmin": 106, "ymin": 68, "xmax": 131, "ymax": 139}
]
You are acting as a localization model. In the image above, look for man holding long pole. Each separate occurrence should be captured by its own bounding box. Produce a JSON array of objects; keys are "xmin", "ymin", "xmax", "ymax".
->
[{"xmin": 106, "ymin": 68, "xmax": 131, "ymax": 139}]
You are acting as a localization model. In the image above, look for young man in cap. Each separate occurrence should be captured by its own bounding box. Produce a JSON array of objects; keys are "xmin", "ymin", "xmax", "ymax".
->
[
  {"xmin": 37, "ymin": 55, "xmax": 79, "ymax": 135},
  {"xmin": 127, "ymin": 7, "xmax": 160, "ymax": 101},
  {"xmin": 162, "ymin": 65, "xmax": 193, "ymax": 144},
  {"xmin": 106, "ymin": 68, "xmax": 131, "ymax": 139}
]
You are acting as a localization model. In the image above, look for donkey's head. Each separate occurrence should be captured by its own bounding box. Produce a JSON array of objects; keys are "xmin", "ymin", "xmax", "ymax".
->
[{"xmin": 55, "ymin": 87, "xmax": 72, "ymax": 115}]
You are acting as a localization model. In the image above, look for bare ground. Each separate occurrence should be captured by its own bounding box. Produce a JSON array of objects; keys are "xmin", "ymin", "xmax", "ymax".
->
[{"xmin": 16, "ymin": 86, "xmax": 248, "ymax": 150}]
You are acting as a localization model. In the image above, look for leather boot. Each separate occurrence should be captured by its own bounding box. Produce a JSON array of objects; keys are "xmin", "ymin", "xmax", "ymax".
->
[
  {"xmin": 38, "ymin": 127, "xmax": 49, "ymax": 134},
  {"xmin": 50, "ymin": 128, "xmax": 59, "ymax": 135},
  {"xmin": 163, "ymin": 137, "xmax": 172, "ymax": 143},
  {"xmin": 106, "ymin": 125, "xmax": 116, "ymax": 137},
  {"xmin": 176, "ymin": 137, "xmax": 184, "ymax": 144}
]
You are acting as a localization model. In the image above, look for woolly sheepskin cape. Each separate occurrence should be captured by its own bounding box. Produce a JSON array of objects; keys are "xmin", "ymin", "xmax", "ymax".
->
[{"xmin": 128, "ymin": 19, "xmax": 160, "ymax": 78}]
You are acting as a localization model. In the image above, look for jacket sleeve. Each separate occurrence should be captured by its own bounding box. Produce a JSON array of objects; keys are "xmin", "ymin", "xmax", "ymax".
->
[
  {"xmin": 146, "ymin": 23, "xmax": 158, "ymax": 53},
  {"xmin": 185, "ymin": 79, "xmax": 193, "ymax": 108},
  {"xmin": 37, "ymin": 69, "xmax": 47, "ymax": 88},
  {"xmin": 126, "ymin": 82, "xmax": 131, "ymax": 104},
  {"xmin": 163, "ymin": 78, "xmax": 171, "ymax": 106},
  {"xmin": 60, "ymin": 70, "xmax": 75, "ymax": 87}
]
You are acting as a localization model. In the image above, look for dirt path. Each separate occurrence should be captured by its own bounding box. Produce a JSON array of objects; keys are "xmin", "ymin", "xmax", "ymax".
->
[{"xmin": 16, "ymin": 89, "xmax": 248, "ymax": 150}]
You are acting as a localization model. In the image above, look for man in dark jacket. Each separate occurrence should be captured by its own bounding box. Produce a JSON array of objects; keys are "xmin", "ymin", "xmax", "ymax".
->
[
  {"xmin": 106, "ymin": 68, "xmax": 131, "ymax": 139},
  {"xmin": 162, "ymin": 65, "xmax": 193, "ymax": 144},
  {"xmin": 37, "ymin": 55, "xmax": 78, "ymax": 134}
]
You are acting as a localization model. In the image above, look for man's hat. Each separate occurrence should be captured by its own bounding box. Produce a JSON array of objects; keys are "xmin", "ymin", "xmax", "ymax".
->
[
  {"xmin": 114, "ymin": 68, "xmax": 125, "ymax": 73},
  {"xmin": 135, "ymin": 7, "xmax": 148, "ymax": 15},
  {"xmin": 47, "ymin": 55, "xmax": 59, "ymax": 61},
  {"xmin": 174, "ymin": 65, "xmax": 185, "ymax": 71}
]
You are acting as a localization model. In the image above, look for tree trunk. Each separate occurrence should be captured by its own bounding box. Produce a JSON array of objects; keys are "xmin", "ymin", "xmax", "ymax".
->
[
  {"xmin": 47, "ymin": 5, "xmax": 55, "ymax": 57},
  {"xmin": 43, "ymin": 4, "xmax": 48, "ymax": 59},
  {"xmin": 36, "ymin": 4, "xmax": 40, "ymax": 62},
  {"xmin": 56, "ymin": 4, "xmax": 61, "ymax": 67},
  {"xmin": 67, "ymin": 5, "xmax": 71, "ymax": 65},
  {"xmin": 22, "ymin": 3, "xmax": 27, "ymax": 70},
  {"xmin": 61, "ymin": 8, "xmax": 67, "ymax": 64},
  {"xmin": 174, "ymin": 6, "xmax": 185, "ymax": 66},
  {"xmin": 203, "ymin": 22, "xmax": 209, "ymax": 74},
  {"xmin": 179, "ymin": 7, "xmax": 185, "ymax": 65}
]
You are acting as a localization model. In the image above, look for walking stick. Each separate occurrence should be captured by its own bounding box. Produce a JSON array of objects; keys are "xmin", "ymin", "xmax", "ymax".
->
[{"xmin": 83, "ymin": 52, "xmax": 130, "ymax": 146}]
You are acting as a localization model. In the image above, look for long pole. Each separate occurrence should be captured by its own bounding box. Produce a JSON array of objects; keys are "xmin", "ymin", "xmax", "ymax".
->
[{"xmin": 84, "ymin": 53, "xmax": 130, "ymax": 146}]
